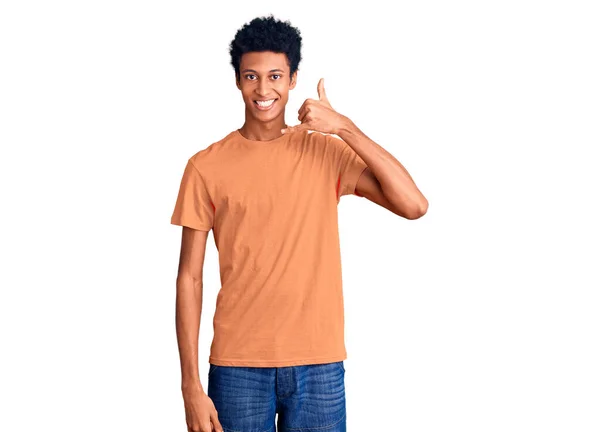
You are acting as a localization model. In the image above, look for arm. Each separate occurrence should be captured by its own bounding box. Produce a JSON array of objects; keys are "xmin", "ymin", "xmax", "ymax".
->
[
  {"xmin": 336, "ymin": 118, "xmax": 429, "ymax": 220},
  {"xmin": 175, "ymin": 226, "xmax": 223, "ymax": 432},
  {"xmin": 281, "ymin": 78, "xmax": 428, "ymax": 220},
  {"xmin": 176, "ymin": 226, "xmax": 209, "ymax": 391}
]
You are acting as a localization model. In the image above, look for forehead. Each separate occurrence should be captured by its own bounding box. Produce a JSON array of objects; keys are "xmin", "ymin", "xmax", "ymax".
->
[{"xmin": 240, "ymin": 51, "xmax": 290, "ymax": 73}]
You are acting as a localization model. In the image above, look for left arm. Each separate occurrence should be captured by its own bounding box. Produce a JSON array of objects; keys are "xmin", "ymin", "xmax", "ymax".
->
[
  {"xmin": 335, "ymin": 116, "xmax": 429, "ymax": 219},
  {"xmin": 283, "ymin": 77, "xmax": 429, "ymax": 219}
]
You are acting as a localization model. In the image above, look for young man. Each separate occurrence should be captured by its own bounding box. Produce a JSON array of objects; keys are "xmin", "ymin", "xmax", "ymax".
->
[{"xmin": 171, "ymin": 15, "xmax": 428, "ymax": 432}]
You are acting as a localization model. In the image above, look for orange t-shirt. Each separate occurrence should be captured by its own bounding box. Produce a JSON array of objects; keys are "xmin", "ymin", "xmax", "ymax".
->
[{"xmin": 171, "ymin": 129, "xmax": 368, "ymax": 367}]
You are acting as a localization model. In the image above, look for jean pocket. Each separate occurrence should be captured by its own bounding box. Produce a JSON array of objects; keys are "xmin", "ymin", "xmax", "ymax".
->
[{"xmin": 335, "ymin": 361, "xmax": 345, "ymax": 373}]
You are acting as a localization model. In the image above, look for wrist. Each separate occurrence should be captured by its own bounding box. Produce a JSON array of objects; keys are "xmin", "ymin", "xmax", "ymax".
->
[
  {"xmin": 335, "ymin": 115, "xmax": 354, "ymax": 136},
  {"xmin": 181, "ymin": 378, "xmax": 204, "ymax": 393}
]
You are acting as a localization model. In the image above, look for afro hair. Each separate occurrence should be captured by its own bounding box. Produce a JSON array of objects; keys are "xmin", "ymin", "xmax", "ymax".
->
[{"xmin": 229, "ymin": 15, "xmax": 303, "ymax": 82}]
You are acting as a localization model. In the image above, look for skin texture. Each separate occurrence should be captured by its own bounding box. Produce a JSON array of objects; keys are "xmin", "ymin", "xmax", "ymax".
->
[{"xmin": 176, "ymin": 50, "xmax": 428, "ymax": 432}]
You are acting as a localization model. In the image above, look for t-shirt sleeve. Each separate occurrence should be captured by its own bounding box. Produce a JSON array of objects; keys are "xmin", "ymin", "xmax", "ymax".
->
[
  {"xmin": 325, "ymin": 134, "xmax": 368, "ymax": 200},
  {"xmin": 170, "ymin": 159, "xmax": 214, "ymax": 231}
]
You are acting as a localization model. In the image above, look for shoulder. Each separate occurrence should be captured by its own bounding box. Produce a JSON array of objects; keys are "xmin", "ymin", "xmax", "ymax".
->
[
  {"xmin": 309, "ymin": 132, "xmax": 348, "ymax": 159},
  {"xmin": 308, "ymin": 131, "xmax": 342, "ymax": 146},
  {"xmin": 188, "ymin": 130, "xmax": 238, "ymax": 167},
  {"xmin": 302, "ymin": 131, "xmax": 341, "ymax": 152}
]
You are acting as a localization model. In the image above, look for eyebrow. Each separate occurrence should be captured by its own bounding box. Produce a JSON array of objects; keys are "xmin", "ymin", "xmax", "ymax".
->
[{"xmin": 241, "ymin": 69, "xmax": 285, "ymax": 73}]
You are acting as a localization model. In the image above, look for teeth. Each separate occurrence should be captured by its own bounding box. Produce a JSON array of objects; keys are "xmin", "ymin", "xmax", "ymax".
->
[{"xmin": 256, "ymin": 99, "xmax": 275, "ymax": 107}]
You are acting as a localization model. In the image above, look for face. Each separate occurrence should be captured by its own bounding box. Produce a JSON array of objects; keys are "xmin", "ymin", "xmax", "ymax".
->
[{"xmin": 236, "ymin": 51, "xmax": 297, "ymax": 123}]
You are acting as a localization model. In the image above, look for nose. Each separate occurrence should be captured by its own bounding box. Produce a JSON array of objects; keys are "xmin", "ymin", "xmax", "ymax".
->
[{"xmin": 256, "ymin": 77, "xmax": 270, "ymax": 97}]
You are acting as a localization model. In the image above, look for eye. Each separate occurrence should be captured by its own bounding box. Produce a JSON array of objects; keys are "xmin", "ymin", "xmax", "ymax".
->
[
  {"xmin": 272, "ymin": 74, "xmax": 281, "ymax": 80},
  {"xmin": 245, "ymin": 74, "xmax": 256, "ymax": 80}
]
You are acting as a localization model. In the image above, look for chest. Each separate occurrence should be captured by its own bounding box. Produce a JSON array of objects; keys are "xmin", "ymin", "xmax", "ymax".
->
[{"xmin": 209, "ymin": 145, "xmax": 333, "ymax": 219}]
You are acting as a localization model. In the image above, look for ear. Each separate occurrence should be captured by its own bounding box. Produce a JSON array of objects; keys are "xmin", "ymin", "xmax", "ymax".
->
[
  {"xmin": 235, "ymin": 73, "xmax": 241, "ymax": 90},
  {"xmin": 289, "ymin": 71, "xmax": 298, "ymax": 90}
]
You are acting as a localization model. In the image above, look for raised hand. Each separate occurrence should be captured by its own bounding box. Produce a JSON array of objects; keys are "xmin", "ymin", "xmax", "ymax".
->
[{"xmin": 281, "ymin": 78, "xmax": 347, "ymax": 135}]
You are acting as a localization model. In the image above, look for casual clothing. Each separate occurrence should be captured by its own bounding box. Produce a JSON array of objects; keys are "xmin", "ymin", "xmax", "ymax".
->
[
  {"xmin": 171, "ymin": 129, "xmax": 368, "ymax": 367},
  {"xmin": 208, "ymin": 360, "xmax": 346, "ymax": 432}
]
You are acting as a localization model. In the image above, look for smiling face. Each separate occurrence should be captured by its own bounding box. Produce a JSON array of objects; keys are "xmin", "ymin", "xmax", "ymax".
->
[{"xmin": 236, "ymin": 51, "xmax": 297, "ymax": 125}]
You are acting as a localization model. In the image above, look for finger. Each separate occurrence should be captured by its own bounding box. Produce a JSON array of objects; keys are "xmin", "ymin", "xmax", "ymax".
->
[
  {"xmin": 298, "ymin": 103, "xmax": 311, "ymax": 122},
  {"xmin": 317, "ymin": 78, "xmax": 328, "ymax": 102},
  {"xmin": 298, "ymin": 108, "xmax": 310, "ymax": 123},
  {"xmin": 281, "ymin": 123, "xmax": 311, "ymax": 134},
  {"xmin": 297, "ymin": 98, "xmax": 315, "ymax": 116},
  {"xmin": 211, "ymin": 410, "xmax": 224, "ymax": 432}
]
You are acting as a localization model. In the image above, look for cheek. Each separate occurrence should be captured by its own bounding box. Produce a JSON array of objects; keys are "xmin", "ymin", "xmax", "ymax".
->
[{"xmin": 277, "ymin": 89, "xmax": 288, "ymax": 101}]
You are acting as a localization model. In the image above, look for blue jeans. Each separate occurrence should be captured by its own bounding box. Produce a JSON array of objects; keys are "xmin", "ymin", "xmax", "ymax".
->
[{"xmin": 207, "ymin": 361, "xmax": 346, "ymax": 432}]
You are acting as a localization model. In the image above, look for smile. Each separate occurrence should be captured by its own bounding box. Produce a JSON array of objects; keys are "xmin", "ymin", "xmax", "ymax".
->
[{"xmin": 254, "ymin": 99, "xmax": 277, "ymax": 110}]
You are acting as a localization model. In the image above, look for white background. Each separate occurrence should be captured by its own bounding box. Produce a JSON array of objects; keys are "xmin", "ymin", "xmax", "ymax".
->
[{"xmin": 1, "ymin": 1, "xmax": 599, "ymax": 431}]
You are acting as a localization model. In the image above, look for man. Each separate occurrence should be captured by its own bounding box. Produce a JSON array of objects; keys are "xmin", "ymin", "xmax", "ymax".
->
[{"xmin": 171, "ymin": 15, "xmax": 428, "ymax": 432}]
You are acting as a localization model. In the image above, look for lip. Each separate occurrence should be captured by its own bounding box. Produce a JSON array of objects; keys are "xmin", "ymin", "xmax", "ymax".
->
[{"xmin": 254, "ymin": 98, "xmax": 278, "ymax": 111}]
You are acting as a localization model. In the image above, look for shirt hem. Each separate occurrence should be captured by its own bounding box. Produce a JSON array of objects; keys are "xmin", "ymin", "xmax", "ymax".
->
[
  {"xmin": 208, "ymin": 352, "xmax": 347, "ymax": 367},
  {"xmin": 170, "ymin": 218, "xmax": 212, "ymax": 232},
  {"xmin": 347, "ymin": 163, "xmax": 368, "ymax": 196}
]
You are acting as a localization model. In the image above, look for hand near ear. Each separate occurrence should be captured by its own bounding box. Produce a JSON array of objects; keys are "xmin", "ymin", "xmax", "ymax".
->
[{"xmin": 281, "ymin": 78, "xmax": 348, "ymax": 135}]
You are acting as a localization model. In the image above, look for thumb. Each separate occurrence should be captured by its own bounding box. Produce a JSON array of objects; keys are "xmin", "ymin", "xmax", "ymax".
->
[
  {"xmin": 282, "ymin": 123, "xmax": 310, "ymax": 134},
  {"xmin": 317, "ymin": 78, "xmax": 328, "ymax": 102}
]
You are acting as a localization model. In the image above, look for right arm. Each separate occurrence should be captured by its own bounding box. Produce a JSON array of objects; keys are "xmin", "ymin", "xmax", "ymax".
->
[{"xmin": 175, "ymin": 226, "xmax": 223, "ymax": 432}]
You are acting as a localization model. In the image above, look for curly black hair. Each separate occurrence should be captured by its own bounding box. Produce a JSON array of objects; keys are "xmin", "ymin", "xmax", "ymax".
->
[{"xmin": 229, "ymin": 15, "xmax": 303, "ymax": 82}]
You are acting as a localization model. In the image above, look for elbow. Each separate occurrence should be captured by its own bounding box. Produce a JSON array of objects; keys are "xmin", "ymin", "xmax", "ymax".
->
[
  {"xmin": 405, "ymin": 198, "xmax": 428, "ymax": 220},
  {"xmin": 386, "ymin": 190, "xmax": 428, "ymax": 220}
]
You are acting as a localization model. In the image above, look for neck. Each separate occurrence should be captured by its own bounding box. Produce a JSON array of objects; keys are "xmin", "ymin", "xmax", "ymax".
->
[{"xmin": 239, "ymin": 112, "xmax": 287, "ymax": 141}]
